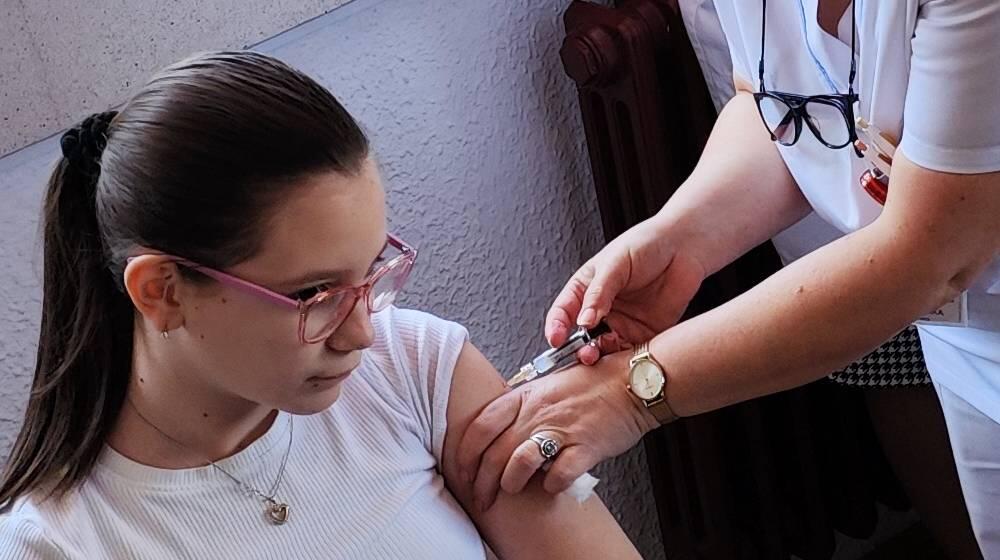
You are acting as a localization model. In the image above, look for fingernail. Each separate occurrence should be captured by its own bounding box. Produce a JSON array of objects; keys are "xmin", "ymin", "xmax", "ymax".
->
[{"xmin": 578, "ymin": 308, "xmax": 596, "ymax": 326}]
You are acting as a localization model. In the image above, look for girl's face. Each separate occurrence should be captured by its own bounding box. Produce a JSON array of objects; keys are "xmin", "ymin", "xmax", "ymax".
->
[{"xmin": 166, "ymin": 157, "xmax": 390, "ymax": 414}]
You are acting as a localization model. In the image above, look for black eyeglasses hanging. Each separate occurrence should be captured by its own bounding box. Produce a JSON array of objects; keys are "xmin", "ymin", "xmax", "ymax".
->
[{"xmin": 754, "ymin": 0, "xmax": 861, "ymax": 155}]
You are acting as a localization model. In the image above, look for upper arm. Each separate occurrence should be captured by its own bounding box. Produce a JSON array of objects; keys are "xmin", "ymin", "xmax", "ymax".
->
[
  {"xmin": 879, "ymin": 154, "xmax": 1000, "ymax": 298},
  {"xmin": 876, "ymin": 0, "xmax": 1000, "ymax": 292},
  {"xmin": 439, "ymin": 343, "xmax": 640, "ymax": 560}
]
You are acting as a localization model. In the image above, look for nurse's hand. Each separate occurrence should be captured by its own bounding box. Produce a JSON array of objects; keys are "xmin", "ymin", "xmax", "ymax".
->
[
  {"xmin": 457, "ymin": 350, "xmax": 659, "ymax": 511},
  {"xmin": 546, "ymin": 217, "xmax": 705, "ymax": 364}
]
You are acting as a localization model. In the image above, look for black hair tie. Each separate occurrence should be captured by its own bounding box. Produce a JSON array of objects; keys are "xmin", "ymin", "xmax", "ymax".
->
[{"xmin": 60, "ymin": 110, "xmax": 119, "ymax": 178}]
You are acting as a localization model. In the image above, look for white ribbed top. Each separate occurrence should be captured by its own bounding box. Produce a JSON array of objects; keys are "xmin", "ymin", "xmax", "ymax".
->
[{"xmin": 1, "ymin": 307, "xmax": 487, "ymax": 560}]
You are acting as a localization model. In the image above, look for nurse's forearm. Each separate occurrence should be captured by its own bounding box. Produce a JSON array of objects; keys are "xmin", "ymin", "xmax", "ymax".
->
[
  {"xmin": 649, "ymin": 220, "xmax": 953, "ymax": 417},
  {"xmin": 652, "ymin": 91, "xmax": 811, "ymax": 276},
  {"xmin": 645, "ymin": 152, "xmax": 1000, "ymax": 417}
]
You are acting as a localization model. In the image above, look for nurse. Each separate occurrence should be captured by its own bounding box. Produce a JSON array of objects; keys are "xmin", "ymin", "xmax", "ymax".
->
[{"xmin": 458, "ymin": 0, "xmax": 1000, "ymax": 554}]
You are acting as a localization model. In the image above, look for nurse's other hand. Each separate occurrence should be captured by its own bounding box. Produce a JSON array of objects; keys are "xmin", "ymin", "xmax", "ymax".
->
[
  {"xmin": 545, "ymin": 218, "xmax": 705, "ymax": 364},
  {"xmin": 456, "ymin": 351, "xmax": 658, "ymax": 511}
]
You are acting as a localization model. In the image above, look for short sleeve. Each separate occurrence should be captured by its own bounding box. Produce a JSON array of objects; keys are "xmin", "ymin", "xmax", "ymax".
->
[
  {"xmin": 0, "ymin": 516, "xmax": 66, "ymax": 560},
  {"xmin": 680, "ymin": 0, "xmax": 738, "ymax": 110},
  {"xmin": 899, "ymin": 0, "xmax": 1000, "ymax": 173},
  {"xmin": 369, "ymin": 307, "xmax": 469, "ymax": 465},
  {"xmin": 714, "ymin": 0, "xmax": 757, "ymax": 87}
]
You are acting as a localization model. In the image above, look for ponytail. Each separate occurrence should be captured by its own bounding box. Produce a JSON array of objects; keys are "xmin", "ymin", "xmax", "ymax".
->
[{"xmin": 0, "ymin": 112, "xmax": 134, "ymax": 506}]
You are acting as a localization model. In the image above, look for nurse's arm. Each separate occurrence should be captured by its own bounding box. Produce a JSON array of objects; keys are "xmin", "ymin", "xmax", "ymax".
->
[
  {"xmin": 646, "ymin": 151, "xmax": 1000, "ymax": 417},
  {"xmin": 645, "ymin": 80, "xmax": 813, "ymax": 277}
]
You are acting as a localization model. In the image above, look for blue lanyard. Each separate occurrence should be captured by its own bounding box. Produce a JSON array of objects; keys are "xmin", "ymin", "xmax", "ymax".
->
[{"xmin": 793, "ymin": 0, "xmax": 861, "ymax": 93}]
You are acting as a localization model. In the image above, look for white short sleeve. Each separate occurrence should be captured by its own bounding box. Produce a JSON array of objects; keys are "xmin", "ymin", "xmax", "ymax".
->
[
  {"xmin": 0, "ymin": 517, "xmax": 66, "ymax": 560},
  {"xmin": 714, "ymin": 1, "xmax": 756, "ymax": 87},
  {"xmin": 368, "ymin": 307, "xmax": 469, "ymax": 465},
  {"xmin": 899, "ymin": 0, "xmax": 1000, "ymax": 173},
  {"xmin": 681, "ymin": 0, "xmax": 738, "ymax": 111}
]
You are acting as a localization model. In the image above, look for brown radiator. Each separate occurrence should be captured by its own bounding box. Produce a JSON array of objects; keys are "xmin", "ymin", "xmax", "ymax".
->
[{"xmin": 559, "ymin": 1, "xmax": 907, "ymax": 559}]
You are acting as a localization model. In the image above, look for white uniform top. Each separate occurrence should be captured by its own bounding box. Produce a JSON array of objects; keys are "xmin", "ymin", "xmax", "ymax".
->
[{"xmin": 712, "ymin": 0, "xmax": 1000, "ymax": 422}]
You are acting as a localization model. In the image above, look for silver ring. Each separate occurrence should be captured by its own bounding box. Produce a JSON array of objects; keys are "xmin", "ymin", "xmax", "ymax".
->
[{"xmin": 529, "ymin": 433, "xmax": 561, "ymax": 460}]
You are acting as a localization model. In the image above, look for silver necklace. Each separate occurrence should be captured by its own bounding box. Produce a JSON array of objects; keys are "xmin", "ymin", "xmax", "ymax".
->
[{"xmin": 127, "ymin": 399, "xmax": 294, "ymax": 525}]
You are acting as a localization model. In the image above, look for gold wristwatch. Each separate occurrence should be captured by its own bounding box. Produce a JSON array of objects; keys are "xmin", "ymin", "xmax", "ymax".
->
[{"xmin": 627, "ymin": 343, "xmax": 678, "ymax": 425}]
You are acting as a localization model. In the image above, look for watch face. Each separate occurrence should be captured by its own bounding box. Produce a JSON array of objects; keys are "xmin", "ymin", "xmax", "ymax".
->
[{"xmin": 629, "ymin": 360, "xmax": 665, "ymax": 400}]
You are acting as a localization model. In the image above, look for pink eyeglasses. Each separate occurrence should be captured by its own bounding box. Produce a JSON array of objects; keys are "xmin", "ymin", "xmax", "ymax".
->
[{"xmin": 130, "ymin": 234, "xmax": 416, "ymax": 344}]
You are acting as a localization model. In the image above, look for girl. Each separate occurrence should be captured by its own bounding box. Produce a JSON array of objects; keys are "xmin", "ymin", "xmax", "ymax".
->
[{"xmin": 0, "ymin": 51, "xmax": 640, "ymax": 560}]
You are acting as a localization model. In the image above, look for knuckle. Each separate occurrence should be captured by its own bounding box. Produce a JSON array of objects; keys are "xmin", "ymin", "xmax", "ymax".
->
[{"xmin": 511, "ymin": 450, "xmax": 537, "ymax": 470}]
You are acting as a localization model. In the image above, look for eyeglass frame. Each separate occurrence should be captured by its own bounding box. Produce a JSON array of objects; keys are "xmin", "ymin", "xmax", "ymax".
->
[
  {"xmin": 754, "ymin": 0, "xmax": 861, "ymax": 155},
  {"xmin": 126, "ymin": 233, "xmax": 417, "ymax": 344}
]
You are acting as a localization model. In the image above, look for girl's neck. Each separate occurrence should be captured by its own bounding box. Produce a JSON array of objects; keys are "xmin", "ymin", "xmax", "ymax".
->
[{"xmin": 106, "ymin": 338, "xmax": 276, "ymax": 469}]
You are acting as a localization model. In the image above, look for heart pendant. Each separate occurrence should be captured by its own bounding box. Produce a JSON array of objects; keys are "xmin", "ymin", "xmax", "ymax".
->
[{"xmin": 267, "ymin": 502, "xmax": 290, "ymax": 525}]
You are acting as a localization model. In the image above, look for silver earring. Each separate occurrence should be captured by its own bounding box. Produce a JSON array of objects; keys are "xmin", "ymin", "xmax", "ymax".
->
[{"xmin": 161, "ymin": 330, "xmax": 170, "ymax": 340}]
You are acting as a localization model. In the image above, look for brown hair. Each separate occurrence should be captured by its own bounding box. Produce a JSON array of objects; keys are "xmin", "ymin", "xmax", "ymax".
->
[{"xmin": 0, "ymin": 51, "xmax": 369, "ymax": 506}]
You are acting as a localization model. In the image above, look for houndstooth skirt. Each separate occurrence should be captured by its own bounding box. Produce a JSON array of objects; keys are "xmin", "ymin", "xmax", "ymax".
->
[{"xmin": 828, "ymin": 325, "xmax": 931, "ymax": 387}]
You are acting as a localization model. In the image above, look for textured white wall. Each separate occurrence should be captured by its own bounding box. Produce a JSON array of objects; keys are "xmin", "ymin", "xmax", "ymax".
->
[
  {"xmin": 0, "ymin": 0, "xmax": 665, "ymax": 557},
  {"xmin": 0, "ymin": 0, "xmax": 354, "ymax": 155}
]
